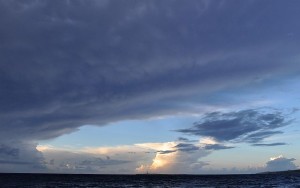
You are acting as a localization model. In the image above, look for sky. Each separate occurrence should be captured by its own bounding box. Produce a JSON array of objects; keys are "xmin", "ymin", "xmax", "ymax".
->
[{"xmin": 0, "ymin": 0, "xmax": 300, "ymax": 174}]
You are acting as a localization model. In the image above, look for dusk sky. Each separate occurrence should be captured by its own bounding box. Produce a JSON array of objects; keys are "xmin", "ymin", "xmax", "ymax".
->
[{"xmin": 1, "ymin": 0, "xmax": 300, "ymax": 174}]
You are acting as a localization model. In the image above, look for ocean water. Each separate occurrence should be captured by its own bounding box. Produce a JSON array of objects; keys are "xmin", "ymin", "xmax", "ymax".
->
[{"xmin": 0, "ymin": 173, "xmax": 300, "ymax": 187}]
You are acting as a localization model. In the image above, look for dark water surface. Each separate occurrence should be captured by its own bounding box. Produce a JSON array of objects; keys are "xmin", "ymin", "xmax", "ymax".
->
[{"xmin": 0, "ymin": 173, "xmax": 300, "ymax": 187}]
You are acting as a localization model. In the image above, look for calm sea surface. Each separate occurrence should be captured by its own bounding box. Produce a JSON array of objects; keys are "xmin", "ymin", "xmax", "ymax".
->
[{"xmin": 0, "ymin": 173, "xmax": 300, "ymax": 187}]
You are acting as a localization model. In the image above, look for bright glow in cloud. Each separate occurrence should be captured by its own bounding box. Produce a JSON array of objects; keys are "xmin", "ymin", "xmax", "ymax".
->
[
  {"xmin": 136, "ymin": 142, "xmax": 178, "ymax": 172},
  {"xmin": 36, "ymin": 145, "xmax": 53, "ymax": 152},
  {"xmin": 199, "ymin": 137, "xmax": 218, "ymax": 145},
  {"xmin": 270, "ymin": 155, "xmax": 284, "ymax": 161}
]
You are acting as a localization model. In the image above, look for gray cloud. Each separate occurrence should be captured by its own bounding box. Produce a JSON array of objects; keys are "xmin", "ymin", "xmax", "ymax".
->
[
  {"xmin": 177, "ymin": 137, "xmax": 190, "ymax": 142},
  {"xmin": 157, "ymin": 150, "xmax": 176, "ymax": 155},
  {"xmin": 265, "ymin": 156, "xmax": 297, "ymax": 172},
  {"xmin": 202, "ymin": 144, "xmax": 235, "ymax": 150},
  {"xmin": 175, "ymin": 143, "xmax": 199, "ymax": 153},
  {"xmin": 243, "ymin": 131, "xmax": 284, "ymax": 143},
  {"xmin": 49, "ymin": 159, "xmax": 55, "ymax": 165},
  {"xmin": 0, "ymin": 144, "xmax": 19, "ymax": 158},
  {"xmin": 0, "ymin": 142, "xmax": 45, "ymax": 172},
  {"xmin": 194, "ymin": 155, "xmax": 299, "ymax": 174},
  {"xmin": 177, "ymin": 109, "xmax": 292, "ymax": 144},
  {"xmin": 252, "ymin": 143, "xmax": 287, "ymax": 147},
  {"xmin": 79, "ymin": 157, "xmax": 130, "ymax": 167},
  {"xmin": 177, "ymin": 137, "xmax": 198, "ymax": 143}
]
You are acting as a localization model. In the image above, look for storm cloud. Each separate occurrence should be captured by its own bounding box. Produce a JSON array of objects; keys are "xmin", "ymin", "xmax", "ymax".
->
[
  {"xmin": 1, "ymin": 0, "xmax": 300, "ymax": 141},
  {"xmin": 1, "ymin": 0, "xmax": 300, "ymax": 172}
]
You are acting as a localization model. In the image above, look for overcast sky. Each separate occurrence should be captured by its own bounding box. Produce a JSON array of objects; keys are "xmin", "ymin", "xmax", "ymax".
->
[{"xmin": 0, "ymin": 0, "xmax": 300, "ymax": 174}]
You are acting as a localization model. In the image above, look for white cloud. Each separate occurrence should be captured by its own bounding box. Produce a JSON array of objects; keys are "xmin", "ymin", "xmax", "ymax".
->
[
  {"xmin": 136, "ymin": 141, "xmax": 211, "ymax": 174},
  {"xmin": 199, "ymin": 137, "xmax": 218, "ymax": 145},
  {"xmin": 38, "ymin": 140, "xmax": 211, "ymax": 174}
]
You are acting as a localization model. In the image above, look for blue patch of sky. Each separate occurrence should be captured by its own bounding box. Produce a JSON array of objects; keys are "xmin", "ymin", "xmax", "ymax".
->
[{"xmin": 40, "ymin": 115, "xmax": 200, "ymax": 148}]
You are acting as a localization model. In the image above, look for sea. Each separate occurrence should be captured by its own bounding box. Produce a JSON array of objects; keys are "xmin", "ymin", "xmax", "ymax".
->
[{"xmin": 0, "ymin": 173, "xmax": 300, "ymax": 187}]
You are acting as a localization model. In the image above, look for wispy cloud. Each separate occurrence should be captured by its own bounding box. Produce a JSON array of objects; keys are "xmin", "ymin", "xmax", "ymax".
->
[
  {"xmin": 156, "ymin": 150, "xmax": 176, "ymax": 155},
  {"xmin": 202, "ymin": 144, "xmax": 235, "ymax": 150},
  {"xmin": 252, "ymin": 143, "xmax": 287, "ymax": 147}
]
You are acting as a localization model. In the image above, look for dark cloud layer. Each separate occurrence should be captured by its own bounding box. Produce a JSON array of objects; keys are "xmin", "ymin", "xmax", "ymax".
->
[
  {"xmin": 1, "ymin": 0, "xmax": 300, "ymax": 141},
  {"xmin": 177, "ymin": 109, "xmax": 292, "ymax": 144}
]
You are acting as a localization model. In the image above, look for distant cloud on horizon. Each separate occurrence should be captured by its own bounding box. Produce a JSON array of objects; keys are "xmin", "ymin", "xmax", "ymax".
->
[{"xmin": 265, "ymin": 155, "xmax": 298, "ymax": 172}]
